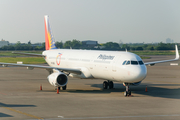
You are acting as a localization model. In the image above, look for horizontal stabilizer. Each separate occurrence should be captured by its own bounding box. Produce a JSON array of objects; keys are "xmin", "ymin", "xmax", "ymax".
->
[{"xmin": 12, "ymin": 52, "xmax": 45, "ymax": 57}]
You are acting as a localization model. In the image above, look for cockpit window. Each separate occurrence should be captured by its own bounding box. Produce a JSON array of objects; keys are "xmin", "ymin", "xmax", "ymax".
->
[
  {"xmin": 122, "ymin": 60, "xmax": 144, "ymax": 65},
  {"xmin": 126, "ymin": 61, "xmax": 130, "ymax": 65},
  {"xmin": 131, "ymin": 61, "xmax": 138, "ymax": 65},
  {"xmin": 122, "ymin": 61, "xmax": 127, "ymax": 65},
  {"xmin": 138, "ymin": 61, "xmax": 144, "ymax": 65}
]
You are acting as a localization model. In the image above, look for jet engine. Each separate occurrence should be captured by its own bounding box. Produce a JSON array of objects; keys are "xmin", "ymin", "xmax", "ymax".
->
[{"xmin": 47, "ymin": 70, "xmax": 68, "ymax": 87}]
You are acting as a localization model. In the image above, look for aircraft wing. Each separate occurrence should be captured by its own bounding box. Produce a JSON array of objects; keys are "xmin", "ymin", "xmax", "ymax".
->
[
  {"xmin": 144, "ymin": 45, "xmax": 179, "ymax": 66},
  {"xmin": 0, "ymin": 62, "xmax": 81, "ymax": 75},
  {"xmin": 12, "ymin": 52, "xmax": 45, "ymax": 57}
]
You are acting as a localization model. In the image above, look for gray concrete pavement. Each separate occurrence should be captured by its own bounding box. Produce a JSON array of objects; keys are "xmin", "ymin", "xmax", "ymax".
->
[{"xmin": 0, "ymin": 55, "xmax": 180, "ymax": 120}]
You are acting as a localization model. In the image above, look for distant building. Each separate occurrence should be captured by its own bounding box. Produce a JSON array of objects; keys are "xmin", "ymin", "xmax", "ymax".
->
[
  {"xmin": 0, "ymin": 39, "xmax": 9, "ymax": 48},
  {"xmin": 166, "ymin": 38, "xmax": 174, "ymax": 43},
  {"xmin": 82, "ymin": 40, "xmax": 98, "ymax": 47}
]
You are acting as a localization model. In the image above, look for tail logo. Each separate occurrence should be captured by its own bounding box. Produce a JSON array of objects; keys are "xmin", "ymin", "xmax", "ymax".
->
[{"xmin": 44, "ymin": 15, "xmax": 57, "ymax": 50}]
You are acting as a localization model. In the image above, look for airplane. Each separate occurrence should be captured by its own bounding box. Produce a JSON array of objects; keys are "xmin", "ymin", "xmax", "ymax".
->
[{"xmin": 0, "ymin": 15, "xmax": 179, "ymax": 96}]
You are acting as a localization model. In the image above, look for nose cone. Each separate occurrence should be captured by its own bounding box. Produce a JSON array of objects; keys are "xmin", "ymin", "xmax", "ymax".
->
[
  {"xmin": 125, "ymin": 65, "xmax": 147, "ymax": 83},
  {"xmin": 133, "ymin": 65, "xmax": 147, "ymax": 82}
]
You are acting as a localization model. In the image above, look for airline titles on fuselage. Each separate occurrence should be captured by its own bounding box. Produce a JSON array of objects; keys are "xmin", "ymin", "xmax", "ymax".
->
[{"xmin": 97, "ymin": 54, "xmax": 115, "ymax": 60}]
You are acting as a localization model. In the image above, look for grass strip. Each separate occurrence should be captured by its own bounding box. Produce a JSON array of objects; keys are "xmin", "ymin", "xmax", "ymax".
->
[
  {"xmin": 0, "ymin": 57, "xmax": 46, "ymax": 64},
  {"xmin": 140, "ymin": 56, "xmax": 151, "ymax": 59},
  {"xmin": 0, "ymin": 51, "xmax": 42, "ymax": 56}
]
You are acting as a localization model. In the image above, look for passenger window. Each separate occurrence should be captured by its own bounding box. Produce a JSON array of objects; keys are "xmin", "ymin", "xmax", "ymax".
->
[
  {"xmin": 126, "ymin": 61, "xmax": 130, "ymax": 65},
  {"xmin": 122, "ymin": 61, "xmax": 127, "ymax": 65},
  {"xmin": 138, "ymin": 61, "xmax": 144, "ymax": 65},
  {"xmin": 131, "ymin": 61, "xmax": 138, "ymax": 65}
]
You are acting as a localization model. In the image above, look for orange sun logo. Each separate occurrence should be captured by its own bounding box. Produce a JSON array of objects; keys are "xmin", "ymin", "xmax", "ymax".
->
[{"xmin": 56, "ymin": 53, "xmax": 62, "ymax": 65}]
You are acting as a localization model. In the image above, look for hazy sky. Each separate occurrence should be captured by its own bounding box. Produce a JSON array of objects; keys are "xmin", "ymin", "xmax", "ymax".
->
[{"xmin": 0, "ymin": 0, "xmax": 180, "ymax": 43}]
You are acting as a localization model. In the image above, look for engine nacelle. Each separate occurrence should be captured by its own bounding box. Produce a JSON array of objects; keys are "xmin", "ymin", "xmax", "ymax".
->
[{"xmin": 47, "ymin": 71, "xmax": 68, "ymax": 87}]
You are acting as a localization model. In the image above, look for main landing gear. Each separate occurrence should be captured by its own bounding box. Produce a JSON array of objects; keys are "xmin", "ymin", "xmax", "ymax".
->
[
  {"xmin": 57, "ymin": 85, "xmax": 67, "ymax": 90},
  {"xmin": 103, "ymin": 80, "xmax": 114, "ymax": 89},
  {"xmin": 123, "ymin": 83, "xmax": 131, "ymax": 97}
]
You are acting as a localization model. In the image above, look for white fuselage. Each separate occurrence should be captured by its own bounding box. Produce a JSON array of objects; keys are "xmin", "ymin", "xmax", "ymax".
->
[{"xmin": 42, "ymin": 49, "xmax": 147, "ymax": 83}]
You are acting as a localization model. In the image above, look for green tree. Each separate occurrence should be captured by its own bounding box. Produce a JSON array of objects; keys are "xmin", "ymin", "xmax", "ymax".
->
[
  {"xmin": 121, "ymin": 44, "xmax": 130, "ymax": 50},
  {"xmin": 71, "ymin": 39, "xmax": 82, "ymax": 48},
  {"xmin": 136, "ymin": 47, "xmax": 143, "ymax": 50},
  {"xmin": 63, "ymin": 39, "xmax": 82, "ymax": 49},
  {"xmin": 28, "ymin": 40, "xmax": 31, "ymax": 45},
  {"xmin": 103, "ymin": 42, "xmax": 120, "ymax": 50},
  {"xmin": 155, "ymin": 42, "xmax": 174, "ymax": 50},
  {"xmin": 14, "ymin": 41, "xmax": 22, "ymax": 50},
  {"xmin": 63, "ymin": 40, "xmax": 72, "ymax": 48},
  {"xmin": 55, "ymin": 41, "xmax": 63, "ymax": 48},
  {"xmin": 146, "ymin": 46, "xmax": 154, "ymax": 50}
]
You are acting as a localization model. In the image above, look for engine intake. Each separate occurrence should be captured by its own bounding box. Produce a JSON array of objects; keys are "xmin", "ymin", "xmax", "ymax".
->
[
  {"xmin": 57, "ymin": 74, "xmax": 67, "ymax": 85},
  {"xmin": 47, "ymin": 71, "xmax": 68, "ymax": 87}
]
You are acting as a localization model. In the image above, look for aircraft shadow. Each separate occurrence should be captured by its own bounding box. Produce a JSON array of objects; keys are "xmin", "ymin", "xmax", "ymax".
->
[
  {"xmin": 36, "ymin": 83, "xmax": 180, "ymax": 99},
  {"xmin": 36, "ymin": 84, "xmax": 123, "ymax": 94},
  {"xmin": 0, "ymin": 102, "xmax": 36, "ymax": 118},
  {"xmin": 132, "ymin": 83, "xmax": 180, "ymax": 99},
  {"xmin": 37, "ymin": 89, "xmax": 115, "ymax": 94},
  {"xmin": 0, "ymin": 102, "xmax": 36, "ymax": 108},
  {"xmin": 72, "ymin": 83, "xmax": 180, "ymax": 99},
  {"xmin": 0, "ymin": 113, "xmax": 13, "ymax": 117},
  {"xmin": 90, "ymin": 83, "xmax": 180, "ymax": 99}
]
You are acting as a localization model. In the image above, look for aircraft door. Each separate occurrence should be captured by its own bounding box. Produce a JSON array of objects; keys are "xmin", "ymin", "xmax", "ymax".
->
[
  {"xmin": 112, "ymin": 56, "xmax": 119, "ymax": 72},
  {"xmin": 89, "ymin": 55, "xmax": 95, "ymax": 70}
]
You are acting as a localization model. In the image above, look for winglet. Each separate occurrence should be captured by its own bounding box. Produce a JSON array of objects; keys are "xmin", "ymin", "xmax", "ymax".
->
[
  {"xmin": 44, "ymin": 15, "xmax": 57, "ymax": 50},
  {"xmin": 175, "ymin": 45, "xmax": 179, "ymax": 60}
]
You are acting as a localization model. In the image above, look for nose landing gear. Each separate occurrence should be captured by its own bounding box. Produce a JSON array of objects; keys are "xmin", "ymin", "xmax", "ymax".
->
[{"xmin": 123, "ymin": 83, "xmax": 132, "ymax": 97}]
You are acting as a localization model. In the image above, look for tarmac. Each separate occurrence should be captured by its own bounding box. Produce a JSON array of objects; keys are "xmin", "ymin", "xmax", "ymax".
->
[{"xmin": 0, "ymin": 55, "xmax": 180, "ymax": 120}]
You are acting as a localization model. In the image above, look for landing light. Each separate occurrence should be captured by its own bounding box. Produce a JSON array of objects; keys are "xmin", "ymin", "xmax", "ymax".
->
[
  {"xmin": 2, "ymin": 64, "xmax": 8, "ymax": 67},
  {"xmin": 27, "ymin": 67, "xmax": 34, "ymax": 70}
]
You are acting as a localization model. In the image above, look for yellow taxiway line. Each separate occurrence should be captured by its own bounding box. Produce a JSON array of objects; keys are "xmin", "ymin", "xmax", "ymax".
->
[{"xmin": 0, "ymin": 105, "xmax": 44, "ymax": 120}]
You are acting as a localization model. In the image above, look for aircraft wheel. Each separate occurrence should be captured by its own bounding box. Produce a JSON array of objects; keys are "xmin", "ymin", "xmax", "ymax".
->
[
  {"xmin": 124, "ymin": 91, "xmax": 128, "ymax": 96},
  {"xmin": 103, "ymin": 81, "xmax": 108, "ymax": 89},
  {"xmin": 109, "ymin": 81, "xmax": 114, "ymax": 89},
  {"xmin": 62, "ymin": 85, "xmax": 67, "ymax": 90}
]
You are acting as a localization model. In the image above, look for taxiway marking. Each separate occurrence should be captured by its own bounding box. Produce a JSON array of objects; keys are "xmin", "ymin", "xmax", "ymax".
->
[
  {"xmin": 0, "ymin": 105, "xmax": 44, "ymax": 120},
  {"xmin": 44, "ymin": 114, "xmax": 180, "ymax": 119}
]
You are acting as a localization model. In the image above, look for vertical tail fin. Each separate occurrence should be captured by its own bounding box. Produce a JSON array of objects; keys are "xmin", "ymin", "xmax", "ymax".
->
[{"xmin": 44, "ymin": 15, "xmax": 57, "ymax": 50}]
